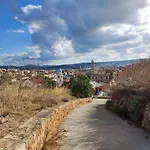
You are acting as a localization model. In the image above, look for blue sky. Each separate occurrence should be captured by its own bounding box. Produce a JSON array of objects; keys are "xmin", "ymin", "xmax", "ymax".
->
[
  {"xmin": 0, "ymin": 0, "xmax": 150, "ymax": 66},
  {"xmin": 0, "ymin": 0, "xmax": 41, "ymax": 54}
]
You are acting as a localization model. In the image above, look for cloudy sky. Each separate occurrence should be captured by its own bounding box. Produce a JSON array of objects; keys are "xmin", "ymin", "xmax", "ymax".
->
[{"xmin": 0, "ymin": 0, "xmax": 150, "ymax": 66}]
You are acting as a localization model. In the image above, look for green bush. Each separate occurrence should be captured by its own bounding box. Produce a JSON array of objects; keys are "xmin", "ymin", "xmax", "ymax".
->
[
  {"xmin": 71, "ymin": 74, "xmax": 93, "ymax": 98},
  {"xmin": 44, "ymin": 77, "xmax": 56, "ymax": 88}
]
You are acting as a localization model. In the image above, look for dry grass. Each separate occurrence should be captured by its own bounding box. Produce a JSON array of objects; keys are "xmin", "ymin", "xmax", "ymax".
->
[
  {"xmin": 0, "ymin": 85, "xmax": 75, "ymax": 138},
  {"xmin": 42, "ymin": 130, "xmax": 64, "ymax": 150},
  {"xmin": 127, "ymin": 59, "xmax": 150, "ymax": 88},
  {"xmin": 0, "ymin": 85, "xmax": 74, "ymax": 117}
]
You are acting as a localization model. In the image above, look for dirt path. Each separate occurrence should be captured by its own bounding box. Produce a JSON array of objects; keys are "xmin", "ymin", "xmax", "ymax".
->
[{"xmin": 61, "ymin": 99, "xmax": 150, "ymax": 150}]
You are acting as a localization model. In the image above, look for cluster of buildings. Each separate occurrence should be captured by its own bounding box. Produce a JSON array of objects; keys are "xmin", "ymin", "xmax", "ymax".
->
[
  {"xmin": 87, "ymin": 60, "xmax": 128, "ymax": 94},
  {"xmin": 51, "ymin": 69, "xmax": 76, "ymax": 87},
  {"xmin": 0, "ymin": 60, "xmax": 128, "ymax": 92},
  {"xmin": 0, "ymin": 68, "xmax": 76, "ymax": 87}
]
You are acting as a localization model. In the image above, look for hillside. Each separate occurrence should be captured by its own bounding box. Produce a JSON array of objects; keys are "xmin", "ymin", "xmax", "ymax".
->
[
  {"xmin": 107, "ymin": 59, "xmax": 150, "ymax": 132},
  {"xmin": 0, "ymin": 59, "xmax": 140, "ymax": 70}
]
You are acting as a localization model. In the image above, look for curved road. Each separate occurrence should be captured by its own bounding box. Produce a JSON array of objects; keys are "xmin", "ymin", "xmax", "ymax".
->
[{"xmin": 61, "ymin": 99, "xmax": 150, "ymax": 150}]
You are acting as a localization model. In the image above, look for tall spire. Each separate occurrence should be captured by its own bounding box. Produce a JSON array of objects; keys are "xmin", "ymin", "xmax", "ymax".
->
[{"xmin": 91, "ymin": 60, "xmax": 95, "ymax": 74}]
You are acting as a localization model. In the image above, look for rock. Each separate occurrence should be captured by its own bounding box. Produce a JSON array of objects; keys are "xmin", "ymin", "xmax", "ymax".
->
[
  {"xmin": 62, "ymin": 98, "xmax": 69, "ymax": 102},
  {"xmin": 144, "ymin": 136, "xmax": 149, "ymax": 139},
  {"xmin": 0, "ymin": 117, "xmax": 5, "ymax": 124},
  {"xmin": 63, "ymin": 129, "xmax": 67, "ymax": 132}
]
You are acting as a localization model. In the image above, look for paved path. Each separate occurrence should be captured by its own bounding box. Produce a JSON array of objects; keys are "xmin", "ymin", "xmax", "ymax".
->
[{"xmin": 61, "ymin": 99, "xmax": 150, "ymax": 150}]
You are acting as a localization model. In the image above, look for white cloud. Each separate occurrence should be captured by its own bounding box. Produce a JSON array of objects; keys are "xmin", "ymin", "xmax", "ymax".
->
[
  {"xmin": 25, "ymin": 45, "xmax": 40, "ymax": 50},
  {"xmin": 21, "ymin": 5, "xmax": 42, "ymax": 15},
  {"xmin": 2, "ymin": 0, "xmax": 150, "ymax": 65},
  {"xmin": 0, "ymin": 48, "xmax": 3, "ymax": 50},
  {"xmin": 28, "ymin": 22, "xmax": 45, "ymax": 34},
  {"xmin": 138, "ymin": 6, "xmax": 150, "ymax": 24},
  {"xmin": 8, "ymin": 29, "xmax": 26, "ymax": 33},
  {"xmin": 25, "ymin": 46, "xmax": 41, "ymax": 58},
  {"xmin": 52, "ymin": 38, "xmax": 74, "ymax": 57}
]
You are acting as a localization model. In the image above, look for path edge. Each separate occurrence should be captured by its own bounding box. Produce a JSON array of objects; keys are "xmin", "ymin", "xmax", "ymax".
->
[{"xmin": 17, "ymin": 98, "xmax": 92, "ymax": 150}]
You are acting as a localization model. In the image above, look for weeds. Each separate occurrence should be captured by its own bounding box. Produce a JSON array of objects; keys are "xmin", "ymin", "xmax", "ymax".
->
[
  {"xmin": 0, "ymin": 84, "xmax": 74, "ymax": 117},
  {"xmin": 0, "ymin": 84, "xmax": 75, "ymax": 138}
]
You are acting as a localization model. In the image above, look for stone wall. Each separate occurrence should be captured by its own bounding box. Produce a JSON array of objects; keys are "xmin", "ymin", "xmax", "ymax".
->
[
  {"xmin": 142, "ymin": 102, "xmax": 150, "ymax": 132},
  {"xmin": 22, "ymin": 98, "xmax": 91, "ymax": 150},
  {"xmin": 110, "ymin": 93, "xmax": 150, "ymax": 132}
]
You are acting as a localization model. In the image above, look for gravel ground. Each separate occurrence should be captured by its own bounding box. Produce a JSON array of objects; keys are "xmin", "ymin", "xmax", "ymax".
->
[{"xmin": 61, "ymin": 99, "xmax": 150, "ymax": 150}]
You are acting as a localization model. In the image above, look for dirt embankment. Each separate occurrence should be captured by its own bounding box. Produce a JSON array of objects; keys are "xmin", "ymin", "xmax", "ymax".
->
[{"xmin": 0, "ymin": 86, "xmax": 76, "ymax": 149}]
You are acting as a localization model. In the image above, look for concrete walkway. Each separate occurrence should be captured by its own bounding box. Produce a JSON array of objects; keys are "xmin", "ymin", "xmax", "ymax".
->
[{"xmin": 61, "ymin": 99, "xmax": 150, "ymax": 150}]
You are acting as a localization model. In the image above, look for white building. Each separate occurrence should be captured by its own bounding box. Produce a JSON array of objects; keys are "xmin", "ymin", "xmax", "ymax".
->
[{"xmin": 56, "ymin": 69, "xmax": 63, "ymax": 87}]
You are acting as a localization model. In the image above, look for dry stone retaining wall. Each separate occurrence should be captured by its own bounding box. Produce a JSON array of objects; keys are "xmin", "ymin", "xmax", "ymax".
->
[
  {"xmin": 0, "ymin": 98, "xmax": 91, "ymax": 150},
  {"xmin": 25, "ymin": 98, "xmax": 91, "ymax": 150},
  {"xmin": 110, "ymin": 94, "xmax": 150, "ymax": 132}
]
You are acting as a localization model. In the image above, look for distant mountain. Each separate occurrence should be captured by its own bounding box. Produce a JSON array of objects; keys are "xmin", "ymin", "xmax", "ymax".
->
[{"xmin": 0, "ymin": 59, "xmax": 141, "ymax": 70}]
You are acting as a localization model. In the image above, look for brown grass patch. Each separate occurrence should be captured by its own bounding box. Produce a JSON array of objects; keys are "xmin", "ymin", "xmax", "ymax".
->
[
  {"xmin": 0, "ymin": 85, "xmax": 74, "ymax": 116},
  {"xmin": 42, "ymin": 130, "xmax": 64, "ymax": 150},
  {"xmin": 0, "ymin": 85, "xmax": 75, "ymax": 138}
]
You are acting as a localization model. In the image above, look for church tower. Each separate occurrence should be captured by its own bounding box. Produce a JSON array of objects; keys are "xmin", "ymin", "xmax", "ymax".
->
[{"xmin": 91, "ymin": 60, "xmax": 95, "ymax": 74}]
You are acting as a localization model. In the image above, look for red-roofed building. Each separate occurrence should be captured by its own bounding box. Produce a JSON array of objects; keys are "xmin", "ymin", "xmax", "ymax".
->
[
  {"xmin": 116, "ymin": 70, "xmax": 128, "ymax": 81},
  {"xmin": 101, "ymin": 83, "xmax": 111, "ymax": 91},
  {"xmin": 30, "ymin": 77, "xmax": 44, "ymax": 85},
  {"xmin": 95, "ymin": 83, "xmax": 111, "ymax": 92}
]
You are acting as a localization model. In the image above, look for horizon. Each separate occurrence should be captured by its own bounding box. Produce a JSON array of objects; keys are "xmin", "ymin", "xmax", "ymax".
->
[
  {"xmin": 0, "ymin": 58, "xmax": 140, "ymax": 68},
  {"xmin": 0, "ymin": 0, "xmax": 150, "ymax": 65}
]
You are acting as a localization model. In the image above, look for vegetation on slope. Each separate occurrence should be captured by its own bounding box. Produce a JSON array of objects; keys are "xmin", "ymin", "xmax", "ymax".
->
[
  {"xmin": 0, "ymin": 84, "xmax": 75, "ymax": 138},
  {"xmin": 107, "ymin": 59, "xmax": 150, "ymax": 126}
]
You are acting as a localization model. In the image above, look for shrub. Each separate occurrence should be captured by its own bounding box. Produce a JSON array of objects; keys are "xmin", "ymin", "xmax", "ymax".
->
[
  {"xmin": 0, "ymin": 73, "xmax": 12, "ymax": 85},
  {"xmin": 115, "ymin": 107, "xmax": 129, "ymax": 119},
  {"xmin": 44, "ymin": 77, "xmax": 56, "ymax": 88},
  {"xmin": 71, "ymin": 74, "xmax": 93, "ymax": 98},
  {"xmin": 127, "ymin": 59, "xmax": 150, "ymax": 88},
  {"xmin": 129, "ymin": 98, "xmax": 143, "ymax": 125},
  {"xmin": 106, "ymin": 100, "xmax": 130, "ymax": 120},
  {"xmin": 107, "ymin": 60, "xmax": 150, "ymax": 126},
  {"xmin": 105, "ymin": 100, "xmax": 113, "ymax": 110}
]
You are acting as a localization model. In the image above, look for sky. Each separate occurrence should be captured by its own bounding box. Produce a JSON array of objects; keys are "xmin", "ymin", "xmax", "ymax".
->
[{"xmin": 0, "ymin": 0, "xmax": 150, "ymax": 66}]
